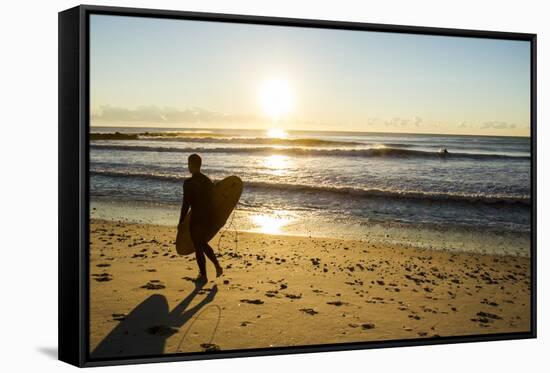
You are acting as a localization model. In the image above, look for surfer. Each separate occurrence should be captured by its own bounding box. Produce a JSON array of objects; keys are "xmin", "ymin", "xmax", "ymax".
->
[{"xmin": 179, "ymin": 154, "xmax": 223, "ymax": 283}]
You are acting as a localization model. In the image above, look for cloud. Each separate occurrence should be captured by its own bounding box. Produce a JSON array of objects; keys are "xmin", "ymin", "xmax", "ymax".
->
[
  {"xmin": 91, "ymin": 105, "xmax": 260, "ymax": 124},
  {"xmin": 365, "ymin": 117, "xmax": 380, "ymax": 126},
  {"xmin": 383, "ymin": 116, "xmax": 423, "ymax": 128},
  {"xmin": 481, "ymin": 121, "xmax": 517, "ymax": 130}
]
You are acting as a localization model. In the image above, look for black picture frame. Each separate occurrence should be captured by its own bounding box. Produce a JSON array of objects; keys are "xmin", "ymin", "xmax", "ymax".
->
[{"xmin": 58, "ymin": 4, "xmax": 537, "ymax": 367}]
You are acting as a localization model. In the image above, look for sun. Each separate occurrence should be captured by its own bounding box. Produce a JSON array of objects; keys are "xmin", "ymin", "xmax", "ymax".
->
[{"xmin": 258, "ymin": 78, "xmax": 294, "ymax": 121}]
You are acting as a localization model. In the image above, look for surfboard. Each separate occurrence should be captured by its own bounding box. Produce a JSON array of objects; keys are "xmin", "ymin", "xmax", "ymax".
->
[{"xmin": 175, "ymin": 176, "xmax": 243, "ymax": 255}]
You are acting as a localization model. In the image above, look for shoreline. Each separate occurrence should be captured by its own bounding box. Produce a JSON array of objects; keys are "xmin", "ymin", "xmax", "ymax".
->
[
  {"xmin": 89, "ymin": 218, "xmax": 531, "ymax": 358},
  {"xmin": 91, "ymin": 199, "xmax": 531, "ymax": 257}
]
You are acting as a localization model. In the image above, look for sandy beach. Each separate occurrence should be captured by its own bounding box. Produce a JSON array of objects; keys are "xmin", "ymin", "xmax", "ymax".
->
[{"xmin": 89, "ymin": 219, "xmax": 531, "ymax": 358}]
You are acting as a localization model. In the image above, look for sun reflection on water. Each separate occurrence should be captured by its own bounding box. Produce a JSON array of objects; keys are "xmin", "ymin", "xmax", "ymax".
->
[
  {"xmin": 251, "ymin": 212, "xmax": 293, "ymax": 235},
  {"xmin": 263, "ymin": 154, "xmax": 290, "ymax": 172},
  {"xmin": 266, "ymin": 128, "xmax": 288, "ymax": 138}
]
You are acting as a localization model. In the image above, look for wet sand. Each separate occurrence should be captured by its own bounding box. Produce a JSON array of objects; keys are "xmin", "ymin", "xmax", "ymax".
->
[{"xmin": 89, "ymin": 219, "xmax": 531, "ymax": 358}]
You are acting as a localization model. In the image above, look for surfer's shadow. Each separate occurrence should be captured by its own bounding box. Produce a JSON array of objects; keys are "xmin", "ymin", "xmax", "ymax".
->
[{"xmin": 91, "ymin": 283, "xmax": 218, "ymax": 358}]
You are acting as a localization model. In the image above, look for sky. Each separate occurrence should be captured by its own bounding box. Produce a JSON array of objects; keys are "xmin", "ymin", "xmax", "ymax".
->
[{"xmin": 90, "ymin": 14, "xmax": 531, "ymax": 136}]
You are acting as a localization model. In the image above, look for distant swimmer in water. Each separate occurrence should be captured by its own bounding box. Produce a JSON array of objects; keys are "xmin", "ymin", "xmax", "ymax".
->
[{"xmin": 439, "ymin": 148, "xmax": 449, "ymax": 155}]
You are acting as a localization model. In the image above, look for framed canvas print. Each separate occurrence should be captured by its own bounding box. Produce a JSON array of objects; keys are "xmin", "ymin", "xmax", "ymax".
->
[{"xmin": 58, "ymin": 5, "xmax": 537, "ymax": 367}]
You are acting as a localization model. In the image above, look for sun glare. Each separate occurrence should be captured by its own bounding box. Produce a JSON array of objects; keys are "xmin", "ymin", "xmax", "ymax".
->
[{"xmin": 258, "ymin": 78, "xmax": 294, "ymax": 120}]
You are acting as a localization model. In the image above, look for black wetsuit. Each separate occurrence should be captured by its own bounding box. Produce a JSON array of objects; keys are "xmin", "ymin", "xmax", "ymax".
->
[
  {"xmin": 181, "ymin": 172, "xmax": 220, "ymax": 276},
  {"xmin": 184, "ymin": 173, "xmax": 214, "ymax": 237}
]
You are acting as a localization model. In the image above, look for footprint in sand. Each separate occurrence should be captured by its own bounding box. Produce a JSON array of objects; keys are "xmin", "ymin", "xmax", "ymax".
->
[
  {"xmin": 132, "ymin": 254, "xmax": 146, "ymax": 259},
  {"xmin": 285, "ymin": 293, "xmax": 302, "ymax": 300},
  {"xmin": 471, "ymin": 311, "xmax": 502, "ymax": 324},
  {"xmin": 299, "ymin": 308, "xmax": 318, "ymax": 315},
  {"xmin": 146, "ymin": 325, "xmax": 178, "ymax": 336},
  {"xmin": 240, "ymin": 299, "xmax": 264, "ymax": 305},
  {"xmin": 201, "ymin": 343, "xmax": 221, "ymax": 352},
  {"xmin": 141, "ymin": 281, "xmax": 166, "ymax": 290},
  {"xmin": 481, "ymin": 298, "xmax": 499, "ymax": 307},
  {"xmin": 327, "ymin": 301, "xmax": 348, "ymax": 306},
  {"xmin": 92, "ymin": 273, "xmax": 112, "ymax": 282},
  {"xmin": 111, "ymin": 313, "xmax": 126, "ymax": 321}
]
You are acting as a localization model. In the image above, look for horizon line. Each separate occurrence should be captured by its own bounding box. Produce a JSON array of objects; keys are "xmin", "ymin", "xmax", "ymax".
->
[{"xmin": 90, "ymin": 124, "xmax": 531, "ymax": 138}]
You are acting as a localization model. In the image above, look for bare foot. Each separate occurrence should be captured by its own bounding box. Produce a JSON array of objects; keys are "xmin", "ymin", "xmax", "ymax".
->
[
  {"xmin": 216, "ymin": 265, "xmax": 223, "ymax": 277},
  {"xmin": 195, "ymin": 274, "xmax": 208, "ymax": 284}
]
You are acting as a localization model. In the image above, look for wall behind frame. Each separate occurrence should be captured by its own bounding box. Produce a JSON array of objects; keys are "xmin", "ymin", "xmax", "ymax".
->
[{"xmin": 1, "ymin": 0, "xmax": 547, "ymax": 372}]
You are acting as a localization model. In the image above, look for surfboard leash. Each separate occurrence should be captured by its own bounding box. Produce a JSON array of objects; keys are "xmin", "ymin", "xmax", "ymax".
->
[
  {"xmin": 216, "ymin": 203, "xmax": 239, "ymax": 254},
  {"xmin": 175, "ymin": 304, "xmax": 222, "ymax": 353}
]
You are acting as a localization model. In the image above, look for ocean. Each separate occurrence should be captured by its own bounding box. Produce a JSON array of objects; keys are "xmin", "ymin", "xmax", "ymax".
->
[{"xmin": 89, "ymin": 127, "xmax": 531, "ymax": 256}]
